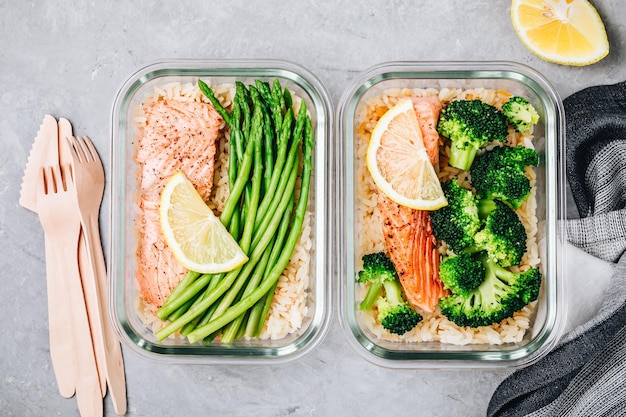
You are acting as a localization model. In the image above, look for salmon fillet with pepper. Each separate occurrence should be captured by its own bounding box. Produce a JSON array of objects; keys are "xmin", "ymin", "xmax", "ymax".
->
[
  {"xmin": 134, "ymin": 99, "xmax": 222, "ymax": 309},
  {"xmin": 377, "ymin": 96, "xmax": 448, "ymax": 313},
  {"xmin": 411, "ymin": 96, "xmax": 443, "ymax": 167}
]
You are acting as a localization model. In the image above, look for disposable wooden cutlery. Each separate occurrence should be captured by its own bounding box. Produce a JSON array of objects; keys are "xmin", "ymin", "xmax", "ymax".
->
[
  {"xmin": 67, "ymin": 135, "xmax": 127, "ymax": 416},
  {"xmin": 20, "ymin": 116, "xmax": 127, "ymax": 416}
]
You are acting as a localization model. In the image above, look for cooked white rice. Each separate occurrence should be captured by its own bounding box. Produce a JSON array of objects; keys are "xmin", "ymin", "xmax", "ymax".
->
[
  {"xmin": 133, "ymin": 81, "xmax": 311, "ymax": 341},
  {"xmin": 355, "ymin": 87, "xmax": 540, "ymax": 345}
]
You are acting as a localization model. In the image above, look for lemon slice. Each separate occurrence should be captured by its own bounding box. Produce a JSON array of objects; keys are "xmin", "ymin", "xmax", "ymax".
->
[
  {"xmin": 511, "ymin": 0, "xmax": 609, "ymax": 66},
  {"xmin": 160, "ymin": 171, "xmax": 248, "ymax": 274},
  {"xmin": 366, "ymin": 98, "xmax": 447, "ymax": 211}
]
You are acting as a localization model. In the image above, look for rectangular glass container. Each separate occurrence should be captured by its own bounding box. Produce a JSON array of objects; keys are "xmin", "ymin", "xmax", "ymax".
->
[
  {"xmin": 109, "ymin": 60, "xmax": 332, "ymax": 364},
  {"xmin": 336, "ymin": 61, "xmax": 567, "ymax": 368}
]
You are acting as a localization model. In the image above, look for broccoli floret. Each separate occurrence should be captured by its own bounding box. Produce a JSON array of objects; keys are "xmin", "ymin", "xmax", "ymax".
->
[
  {"xmin": 376, "ymin": 279, "xmax": 422, "ymax": 335},
  {"xmin": 502, "ymin": 96, "xmax": 540, "ymax": 133},
  {"xmin": 357, "ymin": 252, "xmax": 422, "ymax": 334},
  {"xmin": 470, "ymin": 145, "xmax": 539, "ymax": 209},
  {"xmin": 437, "ymin": 99, "xmax": 509, "ymax": 171},
  {"xmin": 474, "ymin": 200, "xmax": 527, "ymax": 268},
  {"xmin": 439, "ymin": 252, "xmax": 486, "ymax": 297},
  {"xmin": 430, "ymin": 179, "xmax": 481, "ymax": 253},
  {"xmin": 439, "ymin": 253, "xmax": 542, "ymax": 327},
  {"xmin": 357, "ymin": 252, "xmax": 398, "ymax": 311}
]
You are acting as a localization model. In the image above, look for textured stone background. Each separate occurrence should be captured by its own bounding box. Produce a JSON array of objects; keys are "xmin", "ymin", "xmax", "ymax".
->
[{"xmin": 2, "ymin": 1, "xmax": 624, "ymax": 416}]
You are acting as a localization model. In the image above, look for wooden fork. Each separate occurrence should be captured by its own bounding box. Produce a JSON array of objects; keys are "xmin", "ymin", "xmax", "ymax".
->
[
  {"xmin": 36, "ymin": 164, "xmax": 102, "ymax": 417},
  {"xmin": 66, "ymin": 135, "xmax": 127, "ymax": 416}
]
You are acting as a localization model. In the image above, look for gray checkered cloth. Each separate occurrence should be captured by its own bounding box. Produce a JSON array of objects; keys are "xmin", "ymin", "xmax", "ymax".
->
[{"xmin": 487, "ymin": 81, "xmax": 626, "ymax": 417}]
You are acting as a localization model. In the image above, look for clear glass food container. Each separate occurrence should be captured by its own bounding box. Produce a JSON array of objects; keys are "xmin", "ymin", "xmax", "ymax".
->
[
  {"xmin": 336, "ymin": 61, "xmax": 567, "ymax": 368},
  {"xmin": 109, "ymin": 60, "xmax": 332, "ymax": 364}
]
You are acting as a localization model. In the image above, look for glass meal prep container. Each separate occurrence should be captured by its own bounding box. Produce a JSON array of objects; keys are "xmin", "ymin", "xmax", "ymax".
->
[
  {"xmin": 109, "ymin": 60, "xmax": 333, "ymax": 364},
  {"xmin": 336, "ymin": 61, "xmax": 567, "ymax": 368}
]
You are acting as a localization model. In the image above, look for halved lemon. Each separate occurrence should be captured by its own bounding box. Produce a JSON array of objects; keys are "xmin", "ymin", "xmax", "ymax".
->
[
  {"xmin": 366, "ymin": 98, "xmax": 447, "ymax": 211},
  {"xmin": 511, "ymin": 0, "xmax": 609, "ymax": 66},
  {"xmin": 160, "ymin": 171, "xmax": 248, "ymax": 274}
]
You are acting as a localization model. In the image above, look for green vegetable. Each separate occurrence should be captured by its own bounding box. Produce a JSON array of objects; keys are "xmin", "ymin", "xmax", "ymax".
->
[
  {"xmin": 474, "ymin": 199, "xmax": 527, "ymax": 268},
  {"xmin": 470, "ymin": 145, "xmax": 539, "ymax": 210},
  {"xmin": 236, "ymin": 82, "xmax": 252, "ymax": 147},
  {"xmin": 376, "ymin": 279, "xmax": 422, "ymax": 336},
  {"xmin": 271, "ymin": 79, "xmax": 286, "ymax": 136},
  {"xmin": 245, "ymin": 194, "xmax": 295, "ymax": 338},
  {"xmin": 154, "ymin": 78, "xmax": 313, "ymax": 343},
  {"xmin": 439, "ymin": 252, "xmax": 485, "ymax": 297},
  {"xmin": 218, "ymin": 121, "xmax": 256, "ymax": 228},
  {"xmin": 356, "ymin": 252, "xmax": 399, "ymax": 311},
  {"xmin": 253, "ymin": 107, "xmax": 300, "ymax": 234},
  {"xmin": 155, "ymin": 272, "xmax": 213, "ymax": 321},
  {"xmin": 439, "ymin": 252, "xmax": 541, "ymax": 328},
  {"xmin": 197, "ymin": 80, "xmax": 230, "ymax": 125},
  {"xmin": 237, "ymin": 86, "xmax": 264, "ymax": 254},
  {"xmin": 180, "ymin": 274, "xmax": 222, "ymax": 336},
  {"xmin": 502, "ymin": 96, "xmax": 540, "ymax": 133},
  {"xmin": 437, "ymin": 99, "xmax": 509, "ymax": 170},
  {"xmin": 356, "ymin": 251, "xmax": 421, "ymax": 335},
  {"xmin": 430, "ymin": 178, "xmax": 481, "ymax": 253},
  {"xmin": 220, "ymin": 233, "xmax": 274, "ymax": 344}
]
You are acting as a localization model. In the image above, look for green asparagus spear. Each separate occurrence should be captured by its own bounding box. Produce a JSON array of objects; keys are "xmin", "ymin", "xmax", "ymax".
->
[
  {"xmin": 197, "ymin": 80, "xmax": 230, "ymax": 125},
  {"xmin": 237, "ymin": 86, "xmax": 264, "ymax": 254},
  {"xmin": 219, "ymin": 132, "xmax": 255, "ymax": 227},
  {"xmin": 156, "ymin": 274, "xmax": 213, "ymax": 321},
  {"xmin": 156, "ymin": 270, "xmax": 200, "ymax": 317},
  {"xmin": 236, "ymin": 82, "xmax": 252, "ymax": 147},
  {"xmin": 245, "ymin": 194, "xmax": 295, "ymax": 337},
  {"xmin": 180, "ymin": 274, "xmax": 223, "ymax": 336},
  {"xmin": 220, "ymin": 235, "xmax": 274, "ymax": 343}
]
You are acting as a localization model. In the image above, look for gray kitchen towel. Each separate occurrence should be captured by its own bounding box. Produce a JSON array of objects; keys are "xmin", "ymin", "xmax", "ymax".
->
[{"xmin": 487, "ymin": 81, "xmax": 626, "ymax": 417}]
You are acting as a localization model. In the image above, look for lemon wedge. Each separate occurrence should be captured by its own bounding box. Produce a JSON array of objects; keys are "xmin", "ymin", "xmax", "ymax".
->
[
  {"xmin": 511, "ymin": 0, "xmax": 609, "ymax": 66},
  {"xmin": 366, "ymin": 98, "xmax": 447, "ymax": 211},
  {"xmin": 159, "ymin": 171, "xmax": 248, "ymax": 274}
]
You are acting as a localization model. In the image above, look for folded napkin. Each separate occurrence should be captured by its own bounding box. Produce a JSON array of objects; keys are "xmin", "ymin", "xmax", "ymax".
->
[{"xmin": 487, "ymin": 81, "xmax": 626, "ymax": 417}]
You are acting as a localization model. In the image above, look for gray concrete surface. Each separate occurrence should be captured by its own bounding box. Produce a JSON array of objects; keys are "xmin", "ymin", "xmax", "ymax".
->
[{"xmin": 2, "ymin": 1, "xmax": 625, "ymax": 416}]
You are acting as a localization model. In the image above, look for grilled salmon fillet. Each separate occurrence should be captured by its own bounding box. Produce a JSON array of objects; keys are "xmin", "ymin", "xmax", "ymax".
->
[
  {"xmin": 377, "ymin": 96, "xmax": 448, "ymax": 313},
  {"xmin": 134, "ymin": 99, "xmax": 222, "ymax": 309},
  {"xmin": 410, "ymin": 96, "xmax": 442, "ymax": 167}
]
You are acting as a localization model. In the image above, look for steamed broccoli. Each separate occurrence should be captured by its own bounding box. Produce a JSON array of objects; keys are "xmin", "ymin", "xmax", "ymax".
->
[
  {"xmin": 474, "ymin": 199, "xmax": 527, "ymax": 268},
  {"xmin": 376, "ymin": 278, "xmax": 422, "ymax": 335},
  {"xmin": 439, "ymin": 252, "xmax": 486, "ymax": 297},
  {"xmin": 357, "ymin": 252, "xmax": 422, "ymax": 335},
  {"xmin": 470, "ymin": 145, "xmax": 539, "ymax": 209},
  {"xmin": 357, "ymin": 252, "xmax": 399, "ymax": 311},
  {"xmin": 430, "ymin": 179, "xmax": 481, "ymax": 253},
  {"xmin": 438, "ymin": 253, "xmax": 542, "ymax": 327},
  {"xmin": 437, "ymin": 99, "xmax": 509, "ymax": 171},
  {"xmin": 502, "ymin": 96, "xmax": 540, "ymax": 133}
]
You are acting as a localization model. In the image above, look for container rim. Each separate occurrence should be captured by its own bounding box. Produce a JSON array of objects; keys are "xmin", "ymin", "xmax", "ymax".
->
[
  {"xmin": 108, "ymin": 59, "xmax": 334, "ymax": 364},
  {"xmin": 335, "ymin": 60, "xmax": 568, "ymax": 369}
]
